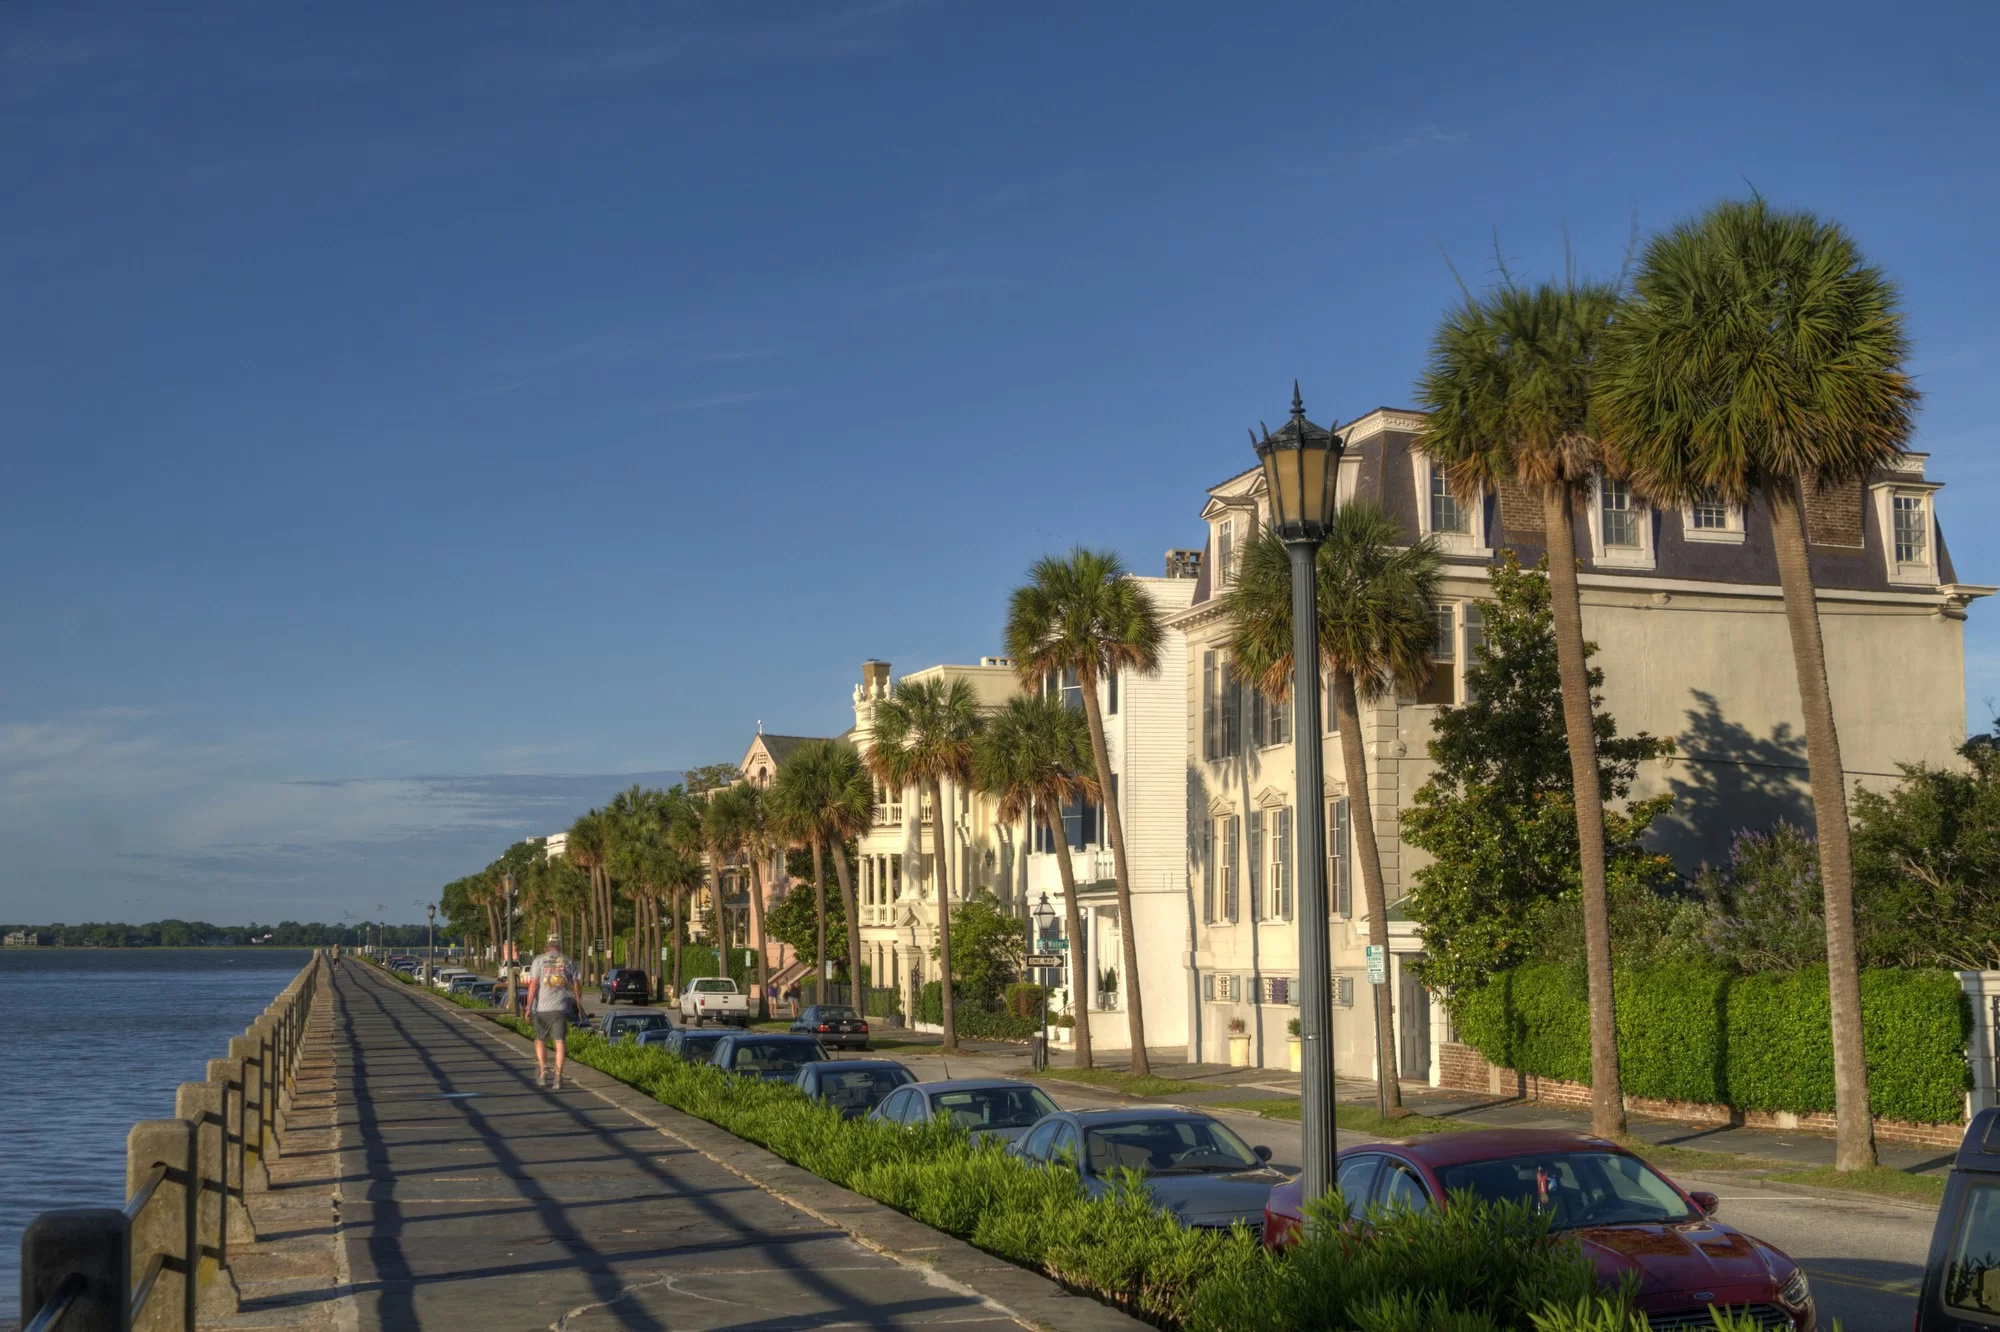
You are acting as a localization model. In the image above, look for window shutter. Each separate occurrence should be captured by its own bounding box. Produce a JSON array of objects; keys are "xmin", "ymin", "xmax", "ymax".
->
[
  {"xmin": 1202, "ymin": 651, "xmax": 1217, "ymax": 761},
  {"xmin": 1247, "ymin": 811, "xmax": 1264, "ymax": 916},
  {"xmin": 1201, "ymin": 819, "xmax": 1215, "ymax": 923}
]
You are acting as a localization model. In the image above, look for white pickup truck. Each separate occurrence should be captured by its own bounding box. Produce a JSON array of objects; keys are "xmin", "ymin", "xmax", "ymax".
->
[{"xmin": 679, "ymin": 977, "xmax": 751, "ymax": 1027}]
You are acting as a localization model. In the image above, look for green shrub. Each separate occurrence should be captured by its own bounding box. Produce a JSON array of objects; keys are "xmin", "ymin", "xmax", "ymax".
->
[
  {"xmin": 915, "ymin": 980, "xmax": 1040, "ymax": 1040},
  {"xmin": 1455, "ymin": 964, "xmax": 1970, "ymax": 1123}
]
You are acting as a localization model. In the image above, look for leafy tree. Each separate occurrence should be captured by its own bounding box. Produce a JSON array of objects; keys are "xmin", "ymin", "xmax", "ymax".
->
[
  {"xmin": 1404, "ymin": 555, "xmax": 1675, "ymax": 1000},
  {"xmin": 932, "ymin": 891, "xmax": 1027, "ymax": 1013},
  {"xmin": 869, "ymin": 674, "xmax": 984, "ymax": 1052},
  {"xmin": 1695, "ymin": 824, "xmax": 1828, "ymax": 972},
  {"xmin": 1005, "ymin": 548, "xmax": 1164, "ymax": 1075},
  {"xmin": 1597, "ymin": 197, "xmax": 1917, "ymax": 1171},
  {"xmin": 973, "ymin": 692, "xmax": 1101, "ymax": 1068},
  {"xmin": 766, "ymin": 878, "xmax": 849, "ymax": 970},
  {"xmin": 706, "ymin": 781, "xmax": 773, "ymax": 1016},
  {"xmin": 682, "ymin": 762, "xmax": 741, "ymax": 795},
  {"xmin": 1853, "ymin": 736, "xmax": 2000, "ymax": 970},
  {"xmin": 769, "ymin": 738, "xmax": 876, "ymax": 1001},
  {"xmin": 1417, "ymin": 275, "xmax": 1632, "ymax": 1136},
  {"xmin": 1224, "ymin": 501, "xmax": 1443, "ymax": 1113}
]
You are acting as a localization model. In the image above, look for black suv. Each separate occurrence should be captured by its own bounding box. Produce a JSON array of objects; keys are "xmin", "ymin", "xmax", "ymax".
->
[
  {"xmin": 600, "ymin": 968, "xmax": 651, "ymax": 1005},
  {"xmin": 1918, "ymin": 1106, "xmax": 2000, "ymax": 1329}
]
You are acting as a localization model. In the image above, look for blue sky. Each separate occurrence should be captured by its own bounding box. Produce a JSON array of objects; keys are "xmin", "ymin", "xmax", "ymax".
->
[{"xmin": 4, "ymin": 1, "xmax": 1995, "ymax": 924}]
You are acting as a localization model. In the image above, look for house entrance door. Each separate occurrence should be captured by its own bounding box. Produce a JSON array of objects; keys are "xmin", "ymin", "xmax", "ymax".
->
[{"xmin": 1397, "ymin": 957, "xmax": 1431, "ymax": 1083}]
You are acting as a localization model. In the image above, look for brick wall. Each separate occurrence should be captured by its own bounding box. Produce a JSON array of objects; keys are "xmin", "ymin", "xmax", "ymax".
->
[
  {"xmin": 1497, "ymin": 479, "xmax": 1543, "ymax": 540},
  {"xmin": 1433, "ymin": 1042, "xmax": 1963, "ymax": 1150},
  {"xmin": 1804, "ymin": 479, "xmax": 1866, "ymax": 548}
]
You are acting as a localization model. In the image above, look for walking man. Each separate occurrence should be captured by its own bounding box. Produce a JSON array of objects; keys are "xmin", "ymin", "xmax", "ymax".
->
[{"xmin": 526, "ymin": 932, "xmax": 578, "ymax": 1090}]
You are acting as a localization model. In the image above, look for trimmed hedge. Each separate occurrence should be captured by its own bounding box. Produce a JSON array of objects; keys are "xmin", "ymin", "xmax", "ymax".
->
[
  {"xmin": 1456, "ymin": 964, "xmax": 1970, "ymax": 1124},
  {"xmin": 917, "ymin": 980, "xmax": 1042, "ymax": 1040}
]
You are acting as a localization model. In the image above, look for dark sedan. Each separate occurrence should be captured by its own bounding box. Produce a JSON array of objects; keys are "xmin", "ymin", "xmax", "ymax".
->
[
  {"xmin": 710, "ymin": 1032, "xmax": 829, "ymax": 1082},
  {"xmin": 870, "ymin": 1079, "xmax": 1061, "ymax": 1147},
  {"xmin": 600, "ymin": 968, "xmax": 651, "ymax": 1005},
  {"xmin": 795, "ymin": 1060, "xmax": 915, "ymax": 1118},
  {"xmin": 791, "ymin": 1004, "xmax": 871, "ymax": 1051},
  {"xmin": 1262, "ymin": 1129, "xmax": 1813, "ymax": 1331},
  {"xmin": 638, "ymin": 1027, "xmax": 725, "ymax": 1062},
  {"xmin": 600, "ymin": 1009, "xmax": 672, "ymax": 1041},
  {"xmin": 1009, "ymin": 1107, "xmax": 1279, "ymax": 1229}
]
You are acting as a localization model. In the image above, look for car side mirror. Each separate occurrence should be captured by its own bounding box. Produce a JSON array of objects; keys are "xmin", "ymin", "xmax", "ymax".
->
[
  {"xmin": 1689, "ymin": 1191, "xmax": 1719, "ymax": 1217},
  {"xmin": 1254, "ymin": 1145, "xmax": 1274, "ymax": 1163}
]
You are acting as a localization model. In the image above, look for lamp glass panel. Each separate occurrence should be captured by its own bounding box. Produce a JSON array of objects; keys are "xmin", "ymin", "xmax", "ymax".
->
[{"xmin": 1297, "ymin": 446, "xmax": 1331, "ymax": 527}]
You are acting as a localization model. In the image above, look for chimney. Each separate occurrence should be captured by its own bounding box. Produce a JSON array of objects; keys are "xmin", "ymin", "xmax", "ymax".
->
[
  {"xmin": 1166, "ymin": 549, "xmax": 1204, "ymax": 579},
  {"xmin": 862, "ymin": 659, "xmax": 892, "ymax": 700}
]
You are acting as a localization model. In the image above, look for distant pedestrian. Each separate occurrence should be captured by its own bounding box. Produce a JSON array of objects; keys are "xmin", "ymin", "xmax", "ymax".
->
[{"xmin": 525, "ymin": 932, "xmax": 579, "ymax": 1091}]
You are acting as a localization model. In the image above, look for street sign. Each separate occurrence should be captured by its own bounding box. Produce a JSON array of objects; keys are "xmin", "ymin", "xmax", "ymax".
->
[
  {"xmin": 1046, "ymin": 938, "xmax": 1069, "ymax": 950},
  {"xmin": 1364, "ymin": 944, "xmax": 1387, "ymax": 986},
  {"xmin": 1026, "ymin": 953, "xmax": 1064, "ymax": 969}
]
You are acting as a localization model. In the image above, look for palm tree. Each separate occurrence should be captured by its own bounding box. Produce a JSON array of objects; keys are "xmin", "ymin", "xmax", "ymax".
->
[
  {"xmin": 1222, "ymin": 504, "xmax": 1442, "ymax": 1113},
  {"xmin": 707, "ymin": 781, "xmax": 774, "ymax": 1014},
  {"xmin": 1005, "ymin": 549, "xmax": 1164, "ymax": 1075},
  {"xmin": 1596, "ymin": 198, "xmax": 1917, "ymax": 1170},
  {"xmin": 567, "ymin": 810, "xmax": 610, "ymax": 983},
  {"xmin": 973, "ymin": 693, "xmax": 1101, "ymax": 1069},
  {"xmin": 868, "ymin": 675, "xmax": 984, "ymax": 1052},
  {"xmin": 1415, "ymin": 276, "xmax": 1633, "ymax": 1139},
  {"xmin": 663, "ymin": 785, "xmax": 707, "ymax": 994},
  {"xmin": 701, "ymin": 784, "xmax": 746, "ymax": 973},
  {"xmin": 771, "ymin": 739, "xmax": 876, "ymax": 1004}
]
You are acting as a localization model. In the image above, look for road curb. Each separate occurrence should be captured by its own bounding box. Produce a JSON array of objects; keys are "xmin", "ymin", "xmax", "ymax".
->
[
  {"xmin": 1679, "ymin": 1168, "xmax": 1942, "ymax": 1213},
  {"xmin": 376, "ymin": 966, "xmax": 1151, "ymax": 1332}
]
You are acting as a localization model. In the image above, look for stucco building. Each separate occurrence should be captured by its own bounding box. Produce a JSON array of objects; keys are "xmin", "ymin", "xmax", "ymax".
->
[{"xmin": 1172, "ymin": 406, "xmax": 1989, "ymax": 1078}]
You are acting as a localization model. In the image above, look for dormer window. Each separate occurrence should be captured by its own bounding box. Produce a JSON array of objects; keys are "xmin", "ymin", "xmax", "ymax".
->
[
  {"xmin": 1586, "ymin": 473, "xmax": 1656, "ymax": 570},
  {"xmin": 1600, "ymin": 480, "xmax": 1640, "ymax": 547},
  {"xmin": 1893, "ymin": 494, "xmax": 1928, "ymax": 564},
  {"xmin": 1871, "ymin": 479, "xmax": 1940, "ymax": 587},
  {"xmin": 1691, "ymin": 493, "xmax": 1728, "ymax": 531},
  {"xmin": 1216, "ymin": 517, "xmax": 1237, "ymax": 587},
  {"xmin": 1682, "ymin": 490, "xmax": 1746, "ymax": 544},
  {"xmin": 1430, "ymin": 469, "xmax": 1469, "ymax": 535}
]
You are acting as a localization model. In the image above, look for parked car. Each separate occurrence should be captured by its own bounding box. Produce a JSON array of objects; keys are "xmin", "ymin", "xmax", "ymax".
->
[
  {"xmin": 640, "ymin": 1028, "xmax": 725, "ymax": 1062},
  {"xmin": 790, "ymin": 1004, "xmax": 870, "ymax": 1051},
  {"xmin": 710, "ymin": 1032, "xmax": 828, "ymax": 1082},
  {"xmin": 1010, "ymin": 1107, "xmax": 1279, "ymax": 1227},
  {"xmin": 447, "ymin": 973, "xmax": 483, "ymax": 996},
  {"xmin": 795, "ymin": 1060, "xmax": 915, "ymax": 1118},
  {"xmin": 467, "ymin": 981, "xmax": 499, "ymax": 1005},
  {"xmin": 870, "ymin": 1079, "xmax": 1060, "ymax": 1147},
  {"xmin": 1263, "ymin": 1129, "xmax": 1812, "ymax": 1330},
  {"xmin": 1917, "ymin": 1106, "xmax": 2000, "ymax": 1329},
  {"xmin": 600, "ymin": 968, "xmax": 651, "ymax": 1006},
  {"xmin": 432, "ymin": 967, "xmax": 471, "ymax": 990},
  {"xmin": 679, "ymin": 977, "xmax": 751, "ymax": 1027},
  {"xmin": 601, "ymin": 1009, "xmax": 673, "ymax": 1042}
]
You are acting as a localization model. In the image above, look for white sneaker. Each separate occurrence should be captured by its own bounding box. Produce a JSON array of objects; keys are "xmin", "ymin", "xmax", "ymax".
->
[
  {"xmin": 535, "ymin": 1070, "xmax": 548, "ymax": 1088},
  {"xmin": 552, "ymin": 1074, "xmax": 563, "ymax": 1091}
]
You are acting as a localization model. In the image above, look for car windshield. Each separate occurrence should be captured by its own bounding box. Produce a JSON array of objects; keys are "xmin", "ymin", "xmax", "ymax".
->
[
  {"xmin": 730, "ymin": 1041, "xmax": 819, "ymax": 1074},
  {"xmin": 676, "ymin": 1034, "xmax": 723, "ymax": 1056},
  {"xmin": 1437, "ymin": 1152, "xmax": 1696, "ymax": 1229},
  {"xmin": 1083, "ymin": 1117, "xmax": 1261, "ymax": 1176},
  {"xmin": 928, "ymin": 1086, "xmax": 1059, "ymax": 1131},
  {"xmin": 815, "ymin": 1007, "xmax": 859, "ymax": 1020},
  {"xmin": 817, "ymin": 1068, "xmax": 913, "ymax": 1109},
  {"xmin": 692, "ymin": 979, "xmax": 735, "ymax": 993},
  {"xmin": 612, "ymin": 1015, "xmax": 668, "ymax": 1033}
]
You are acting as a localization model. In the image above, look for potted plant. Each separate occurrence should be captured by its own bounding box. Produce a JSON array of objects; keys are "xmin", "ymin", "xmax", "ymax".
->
[
  {"xmin": 1286, "ymin": 1016, "xmax": 1302, "ymax": 1072},
  {"xmin": 1098, "ymin": 967, "xmax": 1119, "ymax": 1008},
  {"xmin": 1226, "ymin": 1016, "xmax": 1252, "ymax": 1068}
]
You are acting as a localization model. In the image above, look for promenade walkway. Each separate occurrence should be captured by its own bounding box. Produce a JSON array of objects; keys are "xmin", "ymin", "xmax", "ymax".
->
[{"xmin": 307, "ymin": 959, "xmax": 1055, "ymax": 1332}]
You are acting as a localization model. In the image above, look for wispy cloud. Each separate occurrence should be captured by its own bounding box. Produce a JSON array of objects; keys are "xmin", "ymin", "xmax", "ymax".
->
[
  {"xmin": 1360, "ymin": 123, "xmax": 1468, "ymax": 159},
  {"xmin": 647, "ymin": 390, "xmax": 771, "ymax": 415}
]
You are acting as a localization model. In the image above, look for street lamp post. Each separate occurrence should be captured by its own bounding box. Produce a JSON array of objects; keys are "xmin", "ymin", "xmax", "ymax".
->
[
  {"xmin": 1253, "ymin": 383, "xmax": 1345, "ymax": 1208},
  {"xmin": 1031, "ymin": 893, "xmax": 1056, "ymax": 1073},
  {"xmin": 426, "ymin": 903, "xmax": 436, "ymax": 987},
  {"xmin": 502, "ymin": 872, "xmax": 519, "ymax": 1015}
]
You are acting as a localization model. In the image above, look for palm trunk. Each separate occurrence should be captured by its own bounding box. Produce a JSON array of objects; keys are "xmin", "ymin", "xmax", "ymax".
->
[
  {"xmin": 1769, "ymin": 482, "xmax": 1876, "ymax": 1170},
  {"xmin": 813, "ymin": 837, "xmax": 828, "ymax": 1001},
  {"xmin": 1079, "ymin": 679, "xmax": 1149, "ymax": 1075},
  {"xmin": 831, "ymin": 841, "xmax": 864, "ymax": 1017},
  {"xmin": 1543, "ymin": 482, "xmax": 1626, "ymax": 1138},
  {"xmin": 930, "ymin": 777, "xmax": 959, "ymax": 1051},
  {"xmin": 748, "ymin": 856, "xmax": 772, "ymax": 1020},
  {"xmin": 671, "ymin": 889, "xmax": 684, "ymax": 995},
  {"xmin": 1045, "ymin": 807, "xmax": 1096, "ymax": 1070},
  {"xmin": 711, "ymin": 866, "xmax": 730, "ymax": 963},
  {"xmin": 1334, "ymin": 665, "xmax": 1402, "ymax": 1114}
]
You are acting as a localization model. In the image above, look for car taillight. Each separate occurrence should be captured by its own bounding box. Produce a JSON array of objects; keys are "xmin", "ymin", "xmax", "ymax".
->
[
  {"xmin": 816, "ymin": 1024, "xmax": 831, "ymax": 1032},
  {"xmin": 858, "ymin": 1023, "xmax": 869, "ymax": 1033}
]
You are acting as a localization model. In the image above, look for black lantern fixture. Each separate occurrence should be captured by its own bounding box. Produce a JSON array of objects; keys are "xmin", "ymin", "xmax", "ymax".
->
[
  {"xmin": 1031, "ymin": 892, "xmax": 1056, "ymax": 939},
  {"xmin": 1032, "ymin": 892, "xmax": 1057, "ymax": 1070},
  {"xmin": 1251, "ymin": 384, "xmax": 1344, "ymax": 1210},
  {"xmin": 1253, "ymin": 382, "xmax": 1344, "ymax": 543}
]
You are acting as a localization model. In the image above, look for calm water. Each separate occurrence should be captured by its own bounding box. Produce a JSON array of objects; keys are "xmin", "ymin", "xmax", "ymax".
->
[{"xmin": 0, "ymin": 948, "xmax": 313, "ymax": 1309}]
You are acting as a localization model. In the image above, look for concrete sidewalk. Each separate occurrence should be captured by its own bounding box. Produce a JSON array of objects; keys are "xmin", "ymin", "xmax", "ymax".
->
[{"xmin": 340, "ymin": 962, "xmax": 1139, "ymax": 1331}]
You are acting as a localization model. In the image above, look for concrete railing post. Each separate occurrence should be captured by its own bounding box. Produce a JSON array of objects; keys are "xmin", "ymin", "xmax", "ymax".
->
[
  {"xmin": 20, "ymin": 1207, "xmax": 131, "ymax": 1332},
  {"xmin": 125, "ymin": 1118, "xmax": 195, "ymax": 1332},
  {"xmin": 172, "ymin": 1081, "xmax": 241, "ymax": 1317},
  {"xmin": 227, "ymin": 1033, "xmax": 270, "ymax": 1182}
]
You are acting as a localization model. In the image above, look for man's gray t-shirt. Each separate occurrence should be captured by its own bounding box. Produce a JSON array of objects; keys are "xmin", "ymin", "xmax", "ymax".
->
[{"xmin": 529, "ymin": 953, "xmax": 577, "ymax": 1013}]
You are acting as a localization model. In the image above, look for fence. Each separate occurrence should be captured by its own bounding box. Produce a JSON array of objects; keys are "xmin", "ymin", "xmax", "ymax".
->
[{"xmin": 18, "ymin": 951, "xmax": 324, "ymax": 1332}]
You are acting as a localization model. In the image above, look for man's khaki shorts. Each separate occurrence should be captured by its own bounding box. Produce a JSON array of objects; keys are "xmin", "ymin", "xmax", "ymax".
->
[{"xmin": 532, "ymin": 1010, "xmax": 569, "ymax": 1043}]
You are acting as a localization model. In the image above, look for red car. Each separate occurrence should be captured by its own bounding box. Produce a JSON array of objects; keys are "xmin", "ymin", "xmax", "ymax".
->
[{"xmin": 1263, "ymin": 1130, "xmax": 1814, "ymax": 1331}]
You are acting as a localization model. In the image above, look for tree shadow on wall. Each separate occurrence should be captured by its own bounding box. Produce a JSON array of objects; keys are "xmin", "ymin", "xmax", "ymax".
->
[{"xmin": 1656, "ymin": 690, "xmax": 1815, "ymax": 872}]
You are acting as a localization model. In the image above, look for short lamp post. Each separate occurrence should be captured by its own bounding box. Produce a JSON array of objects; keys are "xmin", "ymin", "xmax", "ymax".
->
[
  {"xmin": 1253, "ymin": 383, "xmax": 1345, "ymax": 1208},
  {"xmin": 502, "ymin": 872, "xmax": 519, "ymax": 1015},
  {"xmin": 1031, "ymin": 893, "xmax": 1056, "ymax": 1072},
  {"xmin": 425, "ymin": 903, "xmax": 436, "ymax": 986}
]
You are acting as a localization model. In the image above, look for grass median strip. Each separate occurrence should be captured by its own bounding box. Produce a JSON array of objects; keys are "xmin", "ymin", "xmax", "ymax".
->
[
  {"xmin": 1766, "ymin": 1164, "xmax": 1947, "ymax": 1204},
  {"xmin": 1033, "ymin": 1066, "xmax": 1211, "ymax": 1097}
]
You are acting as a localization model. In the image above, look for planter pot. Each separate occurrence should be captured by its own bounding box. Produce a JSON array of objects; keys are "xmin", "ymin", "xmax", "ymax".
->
[
  {"xmin": 1288, "ymin": 1036, "xmax": 1302, "ymax": 1072},
  {"xmin": 1228, "ymin": 1034, "xmax": 1252, "ymax": 1068}
]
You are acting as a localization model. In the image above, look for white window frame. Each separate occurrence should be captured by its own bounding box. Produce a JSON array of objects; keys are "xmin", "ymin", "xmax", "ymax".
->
[
  {"xmin": 1873, "ymin": 482, "xmax": 1941, "ymax": 587},
  {"xmin": 1679, "ymin": 491, "xmax": 1746, "ymax": 545},
  {"xmin": 1586, "ymin": 473, "xmax": 1656, "ymax": 571},
  {"xmin": 1215, "ymin": 515, "xmax": 1238, "ymax": 587},
  {"xmin": 1410, "ymin": 450, "xmax": 1490, "ymax": 556}
]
